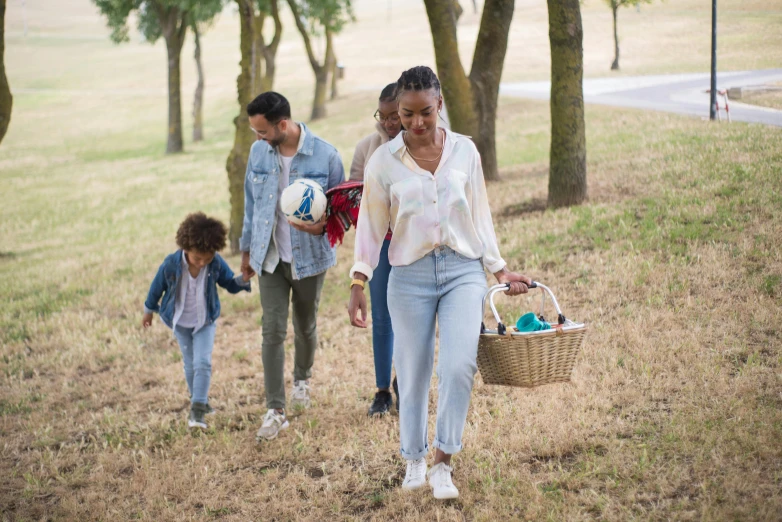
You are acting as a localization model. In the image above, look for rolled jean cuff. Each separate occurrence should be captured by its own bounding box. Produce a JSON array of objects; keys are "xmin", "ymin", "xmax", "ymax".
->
[
  {"xmin": 433, "ymin": 439, "xmax": 463, "ymax": 456},
  {"xmin": 400, "ymin": 444, "xmax": 429, "ymax": 461}
]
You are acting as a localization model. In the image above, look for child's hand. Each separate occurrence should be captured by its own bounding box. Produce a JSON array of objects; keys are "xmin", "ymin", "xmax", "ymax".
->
[
  {"xmin": 142, "ymin": 312, "xmax": 153, "ymax": 329},
  {"xmin": 242, "ymin": 271, "xmax": 252, "ymax": 282}
]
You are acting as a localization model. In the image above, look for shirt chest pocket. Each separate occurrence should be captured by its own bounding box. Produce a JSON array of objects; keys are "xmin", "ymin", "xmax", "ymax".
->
[
  {"xmin": 250, "ymin": 170, "xmax": 271, "ymax": 200},
  {"xmin": 390, "ymin": 177, "xmax": 424, "ymax": 222}
]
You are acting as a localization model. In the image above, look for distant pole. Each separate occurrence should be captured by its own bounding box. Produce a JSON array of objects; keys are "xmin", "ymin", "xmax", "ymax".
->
[{"xmin": 709, "ymin": 0, "xmax": 717, "ymax": 120}]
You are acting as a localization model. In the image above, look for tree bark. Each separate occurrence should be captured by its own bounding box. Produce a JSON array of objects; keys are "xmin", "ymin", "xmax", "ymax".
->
[
  {"xmin": 286, "ymin": 0, "xmax": 331, "ymax": 120},
  {"xmin": 226, "ymin": 0, "xmax": 258, "ymax": 252},
  {"xmin": 547, "ymin": 0, "xmax": 587, "ymax": 207},
  {"xmin": 192, "ymin": 24, "xmax": 205, "ymax": 142},
  {"xmin": 259, "ymin": 0, "xmax": 282, "ymax": 92},
  {"xmin": 469, "ymin": 0, "xmax": 514, "ymax": 182},
  {"xmin": 611, "ymin": 2, "xmax": 619, "ymax": 70},
  {"xmin": 0, "ymin": 0, "xmax": 11, "ymax": 146}
]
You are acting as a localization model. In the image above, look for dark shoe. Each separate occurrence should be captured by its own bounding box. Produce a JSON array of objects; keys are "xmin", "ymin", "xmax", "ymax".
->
[
  {"xmin": 392, "ymin": 376, "xmax": 400, "ymax": 411},
  {"xmin": 368, "ymin": 390, "xmax": 393, "ymax": 416},
  {"xmin": 205, "ymin": 402, "xmax": 215, "ymax": 415},
  {"xmin": 188, "ymin": 402, "xmax": 208, "ymax": 429}
]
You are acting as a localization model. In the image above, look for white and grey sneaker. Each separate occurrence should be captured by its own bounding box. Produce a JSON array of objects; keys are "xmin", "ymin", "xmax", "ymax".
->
[
  {"xmin": 427, "ymin": 462, "xmax": 459, "ymax": 499},
  {"xmin": 256, "ymin": 409, "xmax": 289, "ymax": 441},
  {"xmin": 290, "ymin": 380, "xmax": 312, "ymax": 410},
  {"xmin": 401, "ymin": 457, "xmax": 427, "ymax": 491}
]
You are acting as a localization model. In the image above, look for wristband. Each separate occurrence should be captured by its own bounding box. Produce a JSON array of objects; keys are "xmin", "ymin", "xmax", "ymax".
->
[{"xmin": 350, "ymin": 278, "xmax": 366, "ymax": 290}]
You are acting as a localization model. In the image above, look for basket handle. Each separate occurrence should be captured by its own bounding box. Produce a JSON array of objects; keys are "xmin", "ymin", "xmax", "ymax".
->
[{"xmin": 480, "ymin": 281, "xmax": 567, "ymax": 335}]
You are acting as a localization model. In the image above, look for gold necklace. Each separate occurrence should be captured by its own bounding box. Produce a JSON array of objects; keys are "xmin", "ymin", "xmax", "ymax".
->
[{"xmin": 404, "ymin": 128, "xmax": 444, "ymax": 163}]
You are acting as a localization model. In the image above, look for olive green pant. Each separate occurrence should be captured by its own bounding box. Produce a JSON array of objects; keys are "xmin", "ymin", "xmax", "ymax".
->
[{"xmin": 258, "ymin": 262, "xmax": 325, "ymax": 410}]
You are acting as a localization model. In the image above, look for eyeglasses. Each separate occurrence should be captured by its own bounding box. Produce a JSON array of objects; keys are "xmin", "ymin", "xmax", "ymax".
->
[
  {"xmin": 249, "ymin": 120, "xmax": 281, "ymax": 137},
  {"xmin": 374, "ymin": 110, "xmax": 400, "ymax": 124}
]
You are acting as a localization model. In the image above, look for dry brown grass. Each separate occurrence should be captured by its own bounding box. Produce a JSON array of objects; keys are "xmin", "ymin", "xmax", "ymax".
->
[{"xmin": 2, "ymin": 1, "xmax": 782, "ymax": 520}]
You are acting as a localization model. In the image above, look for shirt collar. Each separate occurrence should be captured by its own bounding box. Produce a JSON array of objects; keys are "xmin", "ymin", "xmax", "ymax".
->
[{"xmin": 390, "ymin": 127, "xmax": 467, "ymax": 160}]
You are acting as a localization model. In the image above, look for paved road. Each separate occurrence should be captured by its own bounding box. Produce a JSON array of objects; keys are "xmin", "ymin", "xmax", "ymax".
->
[{"xmin": 501, "ymin": 69, "xmax": 782, "ymax": 127}]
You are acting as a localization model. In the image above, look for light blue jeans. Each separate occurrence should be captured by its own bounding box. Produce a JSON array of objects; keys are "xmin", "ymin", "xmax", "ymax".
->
[
  {"xmin": 387, "ymin": 246, "xmax": 487, "ymax": 460},
  {"xmin": 369, "ymin": 238, "xmax": 394, "ymax": 390},
  {"xmin": 173, "ymin": 323, "xmax": 217, "ymax": 405}
]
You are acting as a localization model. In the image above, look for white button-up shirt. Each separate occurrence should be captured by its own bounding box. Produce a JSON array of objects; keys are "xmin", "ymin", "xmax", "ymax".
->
[{"xmin": 350, "ymin": 128, "xmax": 506, "ymax": 281}]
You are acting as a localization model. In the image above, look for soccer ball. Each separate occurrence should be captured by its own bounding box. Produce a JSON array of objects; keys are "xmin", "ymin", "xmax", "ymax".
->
[{"xmin": 280, "ymin": 179, "xmax": 327, "ymax": 225}]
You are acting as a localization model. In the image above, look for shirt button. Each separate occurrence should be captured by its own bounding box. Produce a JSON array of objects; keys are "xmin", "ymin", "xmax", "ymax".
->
[
  {"xmin": 269, "ymin": 194, "xmax": 273, "ymax": 199},
  {"xmin": 265, "ymin": 220, "xmax": 269, "ymax": 225},
  {"xmin": 253, "ymin": 177, "xmax": 258, "ymax": 182}
]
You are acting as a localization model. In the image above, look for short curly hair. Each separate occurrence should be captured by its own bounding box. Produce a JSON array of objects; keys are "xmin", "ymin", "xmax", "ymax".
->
[{"xmin": 175, "ymin": 212, "xmax": 227, "ymax": 254}]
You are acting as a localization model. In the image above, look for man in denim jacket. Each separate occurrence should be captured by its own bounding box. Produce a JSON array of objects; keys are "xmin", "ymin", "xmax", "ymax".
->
[{"xmin": 239, "ymin": 92, "xmax": 345, "ymax": 441}]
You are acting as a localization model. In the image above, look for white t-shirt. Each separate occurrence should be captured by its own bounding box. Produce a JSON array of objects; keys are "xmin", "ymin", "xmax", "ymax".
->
[{"xmin": 276, "ymin": 154, "xmax": 294, "ymax": 264}]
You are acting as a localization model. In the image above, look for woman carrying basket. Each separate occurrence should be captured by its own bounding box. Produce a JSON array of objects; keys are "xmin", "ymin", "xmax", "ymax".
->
[{"xmin": 347, "ymin": 66, "xmax": 532, "ymax": 500}]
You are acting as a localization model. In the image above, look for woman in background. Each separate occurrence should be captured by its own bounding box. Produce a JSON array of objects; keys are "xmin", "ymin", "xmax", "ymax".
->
[{"xmin": 350, "ymin": 83, "xmax": 402, "ymax": 417}]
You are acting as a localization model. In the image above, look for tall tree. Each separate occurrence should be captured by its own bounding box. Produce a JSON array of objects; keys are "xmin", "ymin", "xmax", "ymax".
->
[
  {"xmin": 191, "ymin": 24, "xmax": 205, "ymax": 141},
  {"xmin": 188, "ymin": 1, "xmax": 226, "ymax": 142},
  {"xmin": 423, "ymin": 0, "xmax": 514, "ymax": 181},
  {"xmin": 0, "ymin": 0, "xmax": 12, "ymax": 146},
  {"xmin": 606, "ymin": 0, "xmax": 652, "ymax": 70},
  {"xmin": 93, "ymin": 0, "xmax": 222, "ymax": 154},
  {"xmin": 225, "ymin": 0, "xmax": 282, "ymax": 252},
  {"xmin": 286, "ymin": 0, "xmax": 353, "ymax": 120},
  {"xmin": 547, "ymin": 0, "xmax": 587, "ymax": 207}
]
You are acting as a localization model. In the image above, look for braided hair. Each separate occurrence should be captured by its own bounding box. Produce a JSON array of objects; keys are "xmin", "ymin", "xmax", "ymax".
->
[
  {"xmin": 395, "ymin": 66, "xmax": 441, "ymax": 98},
  {"xmin": 379, "ymin": 83, "xmax": 398, "ymax": 103}
]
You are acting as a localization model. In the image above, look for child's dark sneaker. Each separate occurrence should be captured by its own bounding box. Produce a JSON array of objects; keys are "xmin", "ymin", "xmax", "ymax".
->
[
  {"xmin": 368, "ymin": 390, "xmax": 393, "ymax": 416},
  {"xmin": 188, "ymin": 402, "xmax": 209, "ymax": 429},
  {"xmin": 205, "ymin": 402, "xmax": 216, "ymax": 415}
]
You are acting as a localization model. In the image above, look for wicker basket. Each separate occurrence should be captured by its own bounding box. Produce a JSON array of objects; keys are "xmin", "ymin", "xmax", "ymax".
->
[{"xmin": 477, "ymin": 282, "xmax": 586, "ymax": 388}]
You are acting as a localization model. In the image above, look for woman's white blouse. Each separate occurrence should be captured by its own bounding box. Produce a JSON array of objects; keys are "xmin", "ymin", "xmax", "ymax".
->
[{"xmin": 350, "ymin": 128, "xmax": 506, "ymax": 281}]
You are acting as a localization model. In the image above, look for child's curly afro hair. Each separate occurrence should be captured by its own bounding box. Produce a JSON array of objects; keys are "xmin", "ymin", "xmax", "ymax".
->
[{"xmin": 175, "ymin": 212, "xmax": 227, "ymax": 254}]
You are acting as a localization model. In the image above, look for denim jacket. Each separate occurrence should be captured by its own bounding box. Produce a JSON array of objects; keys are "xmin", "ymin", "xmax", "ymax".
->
[
  {"xmin": 144, "ymin": 250, "xmax": 251, "ymax": 329},
  {"xmin": 239, "ymin": 123, "xmax": 345, "ymax": 280}
]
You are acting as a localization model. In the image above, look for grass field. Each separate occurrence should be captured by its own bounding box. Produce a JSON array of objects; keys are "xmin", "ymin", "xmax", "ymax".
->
[{"xmin": 2, "ymin": 0, "xmax": 782, "ymax": 520}]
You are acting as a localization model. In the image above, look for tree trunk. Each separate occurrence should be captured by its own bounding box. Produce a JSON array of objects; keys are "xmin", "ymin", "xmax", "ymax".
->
[
  {"xmin": 547, "ymin": 0, "xmax": 587, "ymax": 208},
  {"xmin": 192, "ymin": 24, "xmax": 205, "ymax": 142},
  {"xmin": 0, "ymin": 0, "xmax": 11, "ymax": 146},
  {"xmin": 310, "ymin": 30, "xmax": 334, "ymax": 119},
  {"xmin": 286, "ymin": 0, "xmax": 332, "ymax": 120},
  {"xmin": 423, "ymin": 0, "xmax": 477, "ymax": 138},
  {"xmin": 158, "ymin": 7, "xmax": 188, "ymax": 155},
  {"xmin": 424, "ymin": 0, "xmax": 514, "ymax": 181},
  {"xmin": 226, "ymin": 0, "xmax": 257, "ymax": 252},
  {"xmin": 611, "ymin": 3, "xmax": 619, "ymax": 70},
  {"xmin": 330, "ymin": 53, "xmax": 338, "ymax": 100},
  {"xmin": 469, "ymin": 0, "xmax": 514, "ymax": 182}
]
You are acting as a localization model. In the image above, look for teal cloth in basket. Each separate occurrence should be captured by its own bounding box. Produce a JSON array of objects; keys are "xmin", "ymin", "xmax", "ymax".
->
[{"xmin": 516, "ymin": 312, "xmax": 551, "ymax": 332}]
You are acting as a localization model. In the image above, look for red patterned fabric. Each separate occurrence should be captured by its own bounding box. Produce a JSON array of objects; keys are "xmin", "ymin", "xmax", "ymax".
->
[{"xmin": 325, "ymin": 181, "xmax": 364, "ymax": 247}]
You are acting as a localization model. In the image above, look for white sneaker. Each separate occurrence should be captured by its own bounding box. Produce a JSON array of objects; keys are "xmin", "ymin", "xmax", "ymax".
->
[
  {"xmin": 401, "ymin": 457, "xmax": 427, "ymax": 491},
  {"xmin": 427, "ymin": 462, "xmax": 459, "ymax": 499},
  {"xmin": 256, "ymin": 409, "xmax": 289, "ymax": 441},
  {"xmin": 290, "ymin": 380, "xmax": 311, "ymax": 410}
]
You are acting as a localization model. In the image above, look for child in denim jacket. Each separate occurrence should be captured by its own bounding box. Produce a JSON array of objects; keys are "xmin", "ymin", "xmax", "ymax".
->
[{"xmin": 143, "ymin": 212, "xmax": 251, "ymax": 429}]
